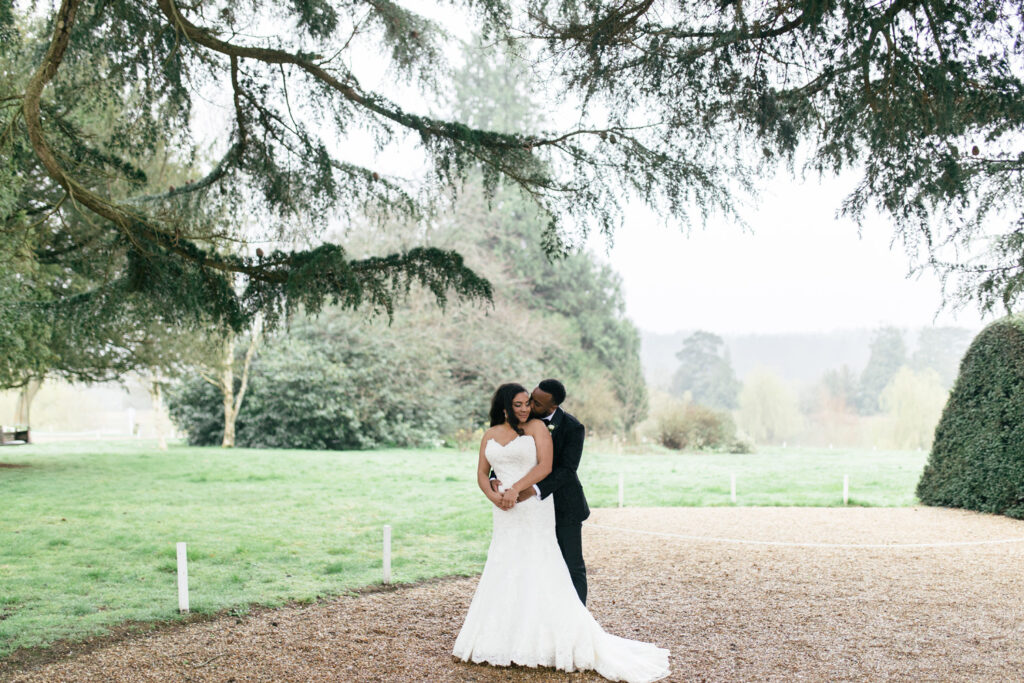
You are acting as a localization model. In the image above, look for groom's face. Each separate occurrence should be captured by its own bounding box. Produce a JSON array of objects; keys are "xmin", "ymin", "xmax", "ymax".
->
[{"xmin": 530, "ymin": 388, "xmax": 557, "ymax": 418}]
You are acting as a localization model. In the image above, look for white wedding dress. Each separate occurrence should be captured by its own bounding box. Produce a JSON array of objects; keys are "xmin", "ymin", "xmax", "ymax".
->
[{"xmin": 453, "ymin": 435, "xmax": 670, "ymax": 682}]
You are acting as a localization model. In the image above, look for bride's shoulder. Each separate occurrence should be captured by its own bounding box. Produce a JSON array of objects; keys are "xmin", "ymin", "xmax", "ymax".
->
[
  {"xmin": 481, "ymin": 425, "xmax": 509, "ymax": 442},
  {"xmin": 521, "ymin": 419, "xmax": 549, "ymax": 437}
]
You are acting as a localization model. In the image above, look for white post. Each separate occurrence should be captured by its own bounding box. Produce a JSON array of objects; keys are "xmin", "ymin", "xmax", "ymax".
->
[
  {"xmin": 176, "ymin": 542, "xmax": 189, "ymax": 613},
  {"xmin": 843, "ymin": 474, "xmax": 849, "ymax": 506},
  {"xmin": 618, "ymin": 473, "xmax": 624, "ymax": 508},
  {"xmin": 730, "ymin": 473, "xmax": 737, "ymax": 504},
  {"xmin": 382, "ymin": 525, "xmax": 392, "ymax": 584}
]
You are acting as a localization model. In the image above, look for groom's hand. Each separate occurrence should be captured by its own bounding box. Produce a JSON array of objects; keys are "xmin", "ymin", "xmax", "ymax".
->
[
  {"xmin": 490, "ymin": 479, "xmax": 502, "ymax": 493},
  {"xmin": 517, "ymin": 489, "xmax": 535, "ymax": 502}
]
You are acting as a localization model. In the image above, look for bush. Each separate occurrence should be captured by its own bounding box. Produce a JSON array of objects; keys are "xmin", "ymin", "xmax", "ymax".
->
[
  {"xmin": 916, "ymin": 316, "xmax": 1024, "ymax": 518},
  {"xmin": 443, "ymin": 426, "xmax": 484, "ymax": 452},
  {"xmin": 168, "ymin": 315, "xmax": 454, "ymax": 450},
  {"xmin": 655, "ymin": 400, "xmax": 737, "ymax": 451}
]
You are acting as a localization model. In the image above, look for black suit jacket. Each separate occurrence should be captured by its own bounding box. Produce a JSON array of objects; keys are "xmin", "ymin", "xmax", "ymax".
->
[{"xmin": 536, "ymin": 408, "xmax": 590, "ymax": 524}]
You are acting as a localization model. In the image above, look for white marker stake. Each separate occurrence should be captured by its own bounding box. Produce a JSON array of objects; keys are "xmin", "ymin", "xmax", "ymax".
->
[
  {"xmin": 176, "ymin": 542, "xmax": 189, "ymax": 613},
  {"xmin": 383, "ymin": 525, "xmax": 392, "ymax": 584},
  {"xmin": 618, "ymin": 473, "xmax": 624, "ymax": 508},
  {"xmin": 843, "ymin": 475, "xmax": 849, "ymax": 506},
  {"xmin": 730, "ymin": 473, "xmax": 737, "ymax": 504}
]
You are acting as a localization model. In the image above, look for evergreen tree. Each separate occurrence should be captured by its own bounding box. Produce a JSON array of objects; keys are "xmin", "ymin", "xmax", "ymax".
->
[
  {"xmin": 857, "ymin": 327, "xmax": 907, "ymax": 414},
  {"xmin": 670, "ymin": 331, "xmax": 741, "ymax": 411},
  {"xmin": 6, "ymin": 0, "xmax": 1024, "ymax": 358}
]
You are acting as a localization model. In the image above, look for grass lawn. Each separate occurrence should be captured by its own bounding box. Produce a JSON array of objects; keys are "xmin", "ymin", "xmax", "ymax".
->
[
  {"xmin": 584, "ymin": 445, "xmax": 928, "ymax": 508},
  {"xmin": 0, "ymin": 441, "xmax": 927, "ymax": 658}
]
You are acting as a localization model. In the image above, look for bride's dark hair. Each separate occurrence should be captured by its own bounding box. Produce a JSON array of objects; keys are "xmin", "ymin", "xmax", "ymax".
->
[{"xmin": 490, "ymin": 383, "xmax": 529, "ymax": 434}]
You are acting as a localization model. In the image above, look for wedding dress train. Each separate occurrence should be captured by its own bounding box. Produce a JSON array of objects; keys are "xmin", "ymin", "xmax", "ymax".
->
[{"xmin": 453, "ymin": 435, "xmax": 670, "ymax": 683}]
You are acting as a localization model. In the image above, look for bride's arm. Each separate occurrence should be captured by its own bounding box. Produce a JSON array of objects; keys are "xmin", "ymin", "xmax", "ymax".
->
[
  {"xmin": 478, "ymin": 433, "xmax": 506, "ymax": 508},
  {"xmin": 502, "ymin": 421, "xmax": 553, "ymax": 504}
]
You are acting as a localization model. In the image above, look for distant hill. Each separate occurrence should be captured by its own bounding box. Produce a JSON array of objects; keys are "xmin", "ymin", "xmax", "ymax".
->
[{"xmin": 642, "ymin": 327, "xmax": 975, "ymax": 388}]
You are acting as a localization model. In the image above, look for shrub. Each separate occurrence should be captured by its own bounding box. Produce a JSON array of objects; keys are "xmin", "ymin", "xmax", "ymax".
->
[
  {"xmin": 656, "ymin": 400, "xmax": 736, "ymax": 451},
  {"xmin": 168, "ymin": 316, "xmax": 453, "ymax": 450},
  {"xmin": 571, "ymin": 372, "xmax": 624, "ymax": 437},
  {"xmin": 444, "ymin": 426, "xmax": 484, "ymax": 452},
  {"xmin": 916, "ymin": 316, "xmax": 1024, "ymax": 518}
]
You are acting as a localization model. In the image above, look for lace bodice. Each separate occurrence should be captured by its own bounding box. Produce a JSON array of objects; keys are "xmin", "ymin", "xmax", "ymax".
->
[{"xmin": 484, "ymin": 435, "xmax": 537, "ymax": 488}]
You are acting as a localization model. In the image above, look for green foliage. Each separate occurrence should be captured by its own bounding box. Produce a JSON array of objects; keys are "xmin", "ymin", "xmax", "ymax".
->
[
  {"xmin": 917, "ymin": 316, "xmax": 1024, "ymax": 518},
  {"xmin": 168, "ymin": 313, "xmax": 452, "ymax": 449},
  {"xmin": 654, "ymin": 398, "xmax": 740, "ymax": 452},
  {"xmin": 670, "ymin": 331, "xmax": 740, "ymax": 411},
  {"xmin": 857, "ymin": 327, "xmax": 907, "ymax": 414}
]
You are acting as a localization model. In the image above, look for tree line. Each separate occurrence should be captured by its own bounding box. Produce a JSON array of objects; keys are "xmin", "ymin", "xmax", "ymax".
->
[{"xmin": 658, "ymin": 327, "xmax": 973, "ymax": 451}]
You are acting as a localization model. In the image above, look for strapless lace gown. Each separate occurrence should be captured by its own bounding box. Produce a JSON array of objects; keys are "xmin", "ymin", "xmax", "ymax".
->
[{"xmin": 452, "ymin": 435, "xmax": 670, "ymax": 682}]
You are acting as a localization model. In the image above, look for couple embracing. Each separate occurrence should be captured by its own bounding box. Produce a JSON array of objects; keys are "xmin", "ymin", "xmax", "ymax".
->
[{"xmin": 453, "ymin": 380, "xmax": 670, "ymax": 683}]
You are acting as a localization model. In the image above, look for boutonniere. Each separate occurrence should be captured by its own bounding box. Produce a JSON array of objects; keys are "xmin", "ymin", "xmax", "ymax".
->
[{"xmin": 547, "ymin": 423, "xmax": 556, "ymax": 432}]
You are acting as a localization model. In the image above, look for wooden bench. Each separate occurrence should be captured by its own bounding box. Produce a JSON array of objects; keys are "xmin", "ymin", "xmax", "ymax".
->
[{"xmin": 0, "ymin": 427, "xmax": 30, "ymax": 445}]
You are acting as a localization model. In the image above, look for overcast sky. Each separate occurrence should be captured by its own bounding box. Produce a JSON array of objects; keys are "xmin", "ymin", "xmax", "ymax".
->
[{"xmin": 592, "ymin": 170, "xmax": 993, "ymax": 336}]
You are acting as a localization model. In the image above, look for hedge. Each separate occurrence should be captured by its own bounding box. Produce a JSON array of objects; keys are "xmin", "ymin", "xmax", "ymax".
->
[{"xmin": 916, "ymin": 315, "xmax": 1024, "ymax": 518}]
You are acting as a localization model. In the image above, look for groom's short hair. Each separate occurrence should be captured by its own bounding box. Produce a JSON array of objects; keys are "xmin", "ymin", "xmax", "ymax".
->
[{"xmin": 538, "ymin": 379, "xmax": 566, "ymax": 405}]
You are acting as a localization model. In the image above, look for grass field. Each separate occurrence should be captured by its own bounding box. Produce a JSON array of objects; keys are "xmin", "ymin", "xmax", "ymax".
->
[{"xmin": 0, "ymin": 441, "xmax": 927, "ymax": 658}]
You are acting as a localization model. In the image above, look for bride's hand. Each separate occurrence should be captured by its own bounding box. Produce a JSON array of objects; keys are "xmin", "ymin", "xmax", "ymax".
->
[
  {"xmin": 501, "ymin": 488, "xmax": 518, "ymax": 509},
  {"xmin": 487, "ymin": 490, "xmax": 508, "ymax": 509}
]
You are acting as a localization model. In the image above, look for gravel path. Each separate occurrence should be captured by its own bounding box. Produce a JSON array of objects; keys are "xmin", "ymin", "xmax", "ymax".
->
[{"xmin": 5, "ymin": 507, "xmax": 1024, "ymax": 682}]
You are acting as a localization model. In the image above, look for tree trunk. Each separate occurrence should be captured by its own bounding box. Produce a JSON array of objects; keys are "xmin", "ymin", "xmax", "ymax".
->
[
  {"xmin": 147, "ymin": 378, "xmax": 168, "ymax": 451},
  {"xmin": 220, "ymin": 335, "xmax": 237, "ymax": 448},
  {"xmin": 219, "ymin": 314, "xmax": 262, "ymax": 448},
  {"xmin": 14, "ymin": 378, "xmax": 42, "ymax": 426}
]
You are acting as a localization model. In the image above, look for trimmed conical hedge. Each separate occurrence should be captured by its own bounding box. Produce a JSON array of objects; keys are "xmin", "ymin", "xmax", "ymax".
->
[{"xmin": 916, "ymin": 315, "xmax": 1024, "ymax": 518}]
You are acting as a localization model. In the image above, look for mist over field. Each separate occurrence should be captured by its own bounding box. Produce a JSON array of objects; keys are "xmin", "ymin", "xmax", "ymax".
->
[{"xmin": 641, "ymin": 327, "xmax": 976, "ymax": 387}]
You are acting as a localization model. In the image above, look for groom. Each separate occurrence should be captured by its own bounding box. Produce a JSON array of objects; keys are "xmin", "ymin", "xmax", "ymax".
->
[{"xmin": 492, "ymin": 379, "xmax": 590, "ymax": 605}]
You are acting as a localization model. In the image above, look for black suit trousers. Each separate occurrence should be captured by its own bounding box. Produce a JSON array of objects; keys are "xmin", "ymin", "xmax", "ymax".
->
[{"xmin": 555, "ymin": 522, "xmax": 587, "ymax": 605}]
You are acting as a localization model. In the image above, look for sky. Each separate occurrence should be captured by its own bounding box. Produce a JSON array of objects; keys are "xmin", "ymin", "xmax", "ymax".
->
[{"xmin": 594, "ymin": 172, "xmax": 993, "ymax": 336}]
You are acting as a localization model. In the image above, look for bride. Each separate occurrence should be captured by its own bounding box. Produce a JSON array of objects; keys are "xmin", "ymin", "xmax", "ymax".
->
[{"xmin": 453, "ymin": 383, "xmax": 670, "ymax": 682}]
